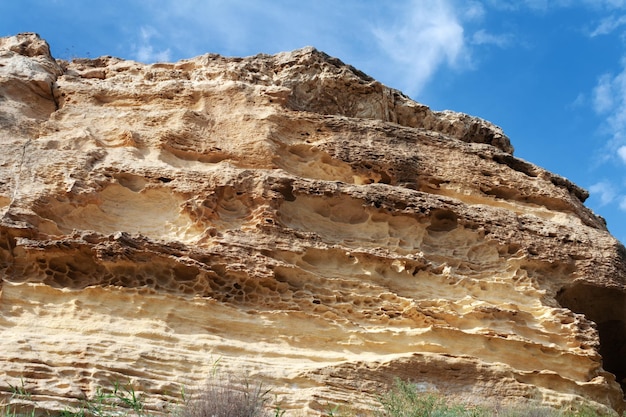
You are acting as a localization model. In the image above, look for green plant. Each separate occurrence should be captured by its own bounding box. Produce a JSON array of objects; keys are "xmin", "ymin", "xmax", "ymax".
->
[
  {"xmin": 493, "ymin": 404, "xmax": 561, "ymax": 417},
  {"xmin": 57, "ymin": 381, "xmax": 147, "ymax": 417},
  {"xmin": 57, "ymin": 409, "xmax": 86, "ymax": 417},
  {"xmin": 273, "ymin": 404, "xmax": 286, "ymax": 417},
  {"xmin": 112, "ymin": 381, "xmax": 144, "ymax": 415},
  {"xmin": 1, "ymin": 405, "xmax": 35, "ymax": 417},
  {"xmin": 377, "ymin": 378, "xmax": 451, "ymax": 417},
  {"xmin": 1, "ymin": 374, "xmax": 621, "ymax": 417},
  {"xmin": 375, "ymin": 379, "xmax": 619, "ymax": 417},
  {"xmin": 327, "ymin": 404, "xmax": 341, "ymax": 417},
  {"xmin": 180, "ymin": 385, "xmax": 186, "ymax": 403},
  {"xmin": 8, "ymin": 379, "xmax": 31, "ymax": 402},
  {"xmin": 2, "ymin": 378, "xmax": 36, "ymax": 417},
  {"xmin": 272, "ymin": 395, "xmax": 286, "ymax": 417},
  {"xmin": 324, "ymin": 403, "xmax": 357, "ymax": 417}
]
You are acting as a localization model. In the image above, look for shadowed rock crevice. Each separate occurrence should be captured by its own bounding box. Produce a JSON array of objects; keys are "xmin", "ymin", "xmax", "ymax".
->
[{"xmin": 557, "ymin": 283, "xmax": 626, "ymax": 394}]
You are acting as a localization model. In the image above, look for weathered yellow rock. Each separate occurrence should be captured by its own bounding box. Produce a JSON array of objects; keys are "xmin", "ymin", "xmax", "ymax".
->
[{"xmin": 1, "ymin": 33, "xmax": 626, "ymax": 414}]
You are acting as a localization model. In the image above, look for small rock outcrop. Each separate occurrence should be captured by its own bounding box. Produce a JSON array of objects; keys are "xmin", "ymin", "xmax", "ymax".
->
[{"xmin": 1, "ymin": 33, "xmax": 626, "ymax": 414}]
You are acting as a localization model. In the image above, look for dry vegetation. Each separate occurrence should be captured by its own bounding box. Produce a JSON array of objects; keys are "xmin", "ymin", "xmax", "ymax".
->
[{"xmin": 1, "ymin": 376, "xmax": 620, "ymax": 417}]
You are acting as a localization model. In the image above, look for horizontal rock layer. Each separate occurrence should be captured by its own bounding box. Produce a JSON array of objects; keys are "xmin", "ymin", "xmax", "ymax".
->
[{"xmin": 1, "ymin": 33, "xmax": 626, "ymax": 414}]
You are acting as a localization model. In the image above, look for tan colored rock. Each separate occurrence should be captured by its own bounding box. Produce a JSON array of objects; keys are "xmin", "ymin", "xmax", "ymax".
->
[{"xmin": 1, "ymin": 33, "xmax": 626, "ymax": 415}]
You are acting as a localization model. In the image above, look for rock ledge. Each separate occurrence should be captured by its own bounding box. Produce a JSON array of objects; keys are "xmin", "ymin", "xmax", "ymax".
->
[{"xmin": 1, "ymin": 33, "xmax": 625, "ymax": 415}]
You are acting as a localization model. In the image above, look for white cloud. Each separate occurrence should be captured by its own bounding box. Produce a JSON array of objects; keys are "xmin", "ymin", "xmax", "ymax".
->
[
  {"xmin": 590, "ymin": 181, "xmax": 618, "ymax": 205},
  {"xmin": 85, "ymin": 1, "xmax": 472, "ymax": 96},
  {"xmin": 372, "ymin": 0, "xmax": 465, "ymax": 95},
  {"xmin": 618, "ymin": 145, "xmax": 626, "ymax": 162},
  {"xmin": 471, "ymin": 29, "xmax": 513, "ymax": 47},
  {"xmin": 133, "ymin": 26, "xmax": 171, "ymax": 63},
  {"xmin": 486, "ymin": 0, "xmax": 626, "ymax": 12},
  {"xmin": 590, "ymin": 14, "xmax": 626, "ymax": 37},
  {"xmin": 532, "ymin": 0, "xmax": 626, "ymax": 10},
  {"xmin": 592, "ymin": 0, "xmax": 626, "ymax": 9},
  {"xmin": 571, "ymin": 92, "xmax": 586, "ymax": 108},
  {"xmin": 620, "ymin": 195, "xmax": 626, "ymax": 211},
  {"xmin": 483, "ymin": 0, "xmax": 568, "ymax": 11},
  {"xmin": 593, "ymin": 73, "xmax": 617, "ymax": 113},
  {"xmin": 462, "ymin": 1, "xmax": 486, "ymax": 20},
  {"xmin": 591, "ymin": 61, "xmax": 626, "ymax": 155},
  {"xmin": 522, "ymin": 0, "xmax": 550, "ymax": 10}
]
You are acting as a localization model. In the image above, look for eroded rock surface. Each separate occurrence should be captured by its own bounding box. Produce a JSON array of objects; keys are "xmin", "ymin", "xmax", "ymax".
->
[{"xmin": 1, "ymin": 33, "xmax": 626, "ymax": 414}]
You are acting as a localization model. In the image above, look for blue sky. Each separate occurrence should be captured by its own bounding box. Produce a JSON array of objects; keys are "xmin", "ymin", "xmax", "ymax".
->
[{"xmin": 2, "ymin": 0, "xmax": 626, "ymax": 243}]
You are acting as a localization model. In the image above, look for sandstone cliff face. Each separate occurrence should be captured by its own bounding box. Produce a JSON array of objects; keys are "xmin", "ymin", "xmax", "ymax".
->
[{"xmin": 1, "ymin": 33, "xmax": 626, "ymax": 414}]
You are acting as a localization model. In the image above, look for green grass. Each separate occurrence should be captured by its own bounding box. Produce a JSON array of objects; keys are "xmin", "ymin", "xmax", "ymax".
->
[
  {"xmin": 0, "ymin": 376, "xmax": 621, "ymax": 417},
  {"xmin": 376, "ymin": 380, "xmax": 476, "ymax": 417},
  {"xmin": 2, "ymin": 378, "xmax": 35, "ymax": 417},
  {"xmin": 2, "ymin": 380, "xmax": 149, "ymax": 417},
  {"xmin": 375, "ymin": 379, "xmax": 618, "ymax": 417}
]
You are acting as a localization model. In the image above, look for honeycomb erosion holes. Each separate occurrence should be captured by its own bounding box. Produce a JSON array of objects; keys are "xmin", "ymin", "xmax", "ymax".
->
[{"xmin": 2, "ymin": 33, "xmax": 626, "ymax": 415}]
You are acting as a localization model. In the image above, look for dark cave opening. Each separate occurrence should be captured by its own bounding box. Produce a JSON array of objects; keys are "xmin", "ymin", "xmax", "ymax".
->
[{"xmin": 556, "ymin": 283, "xmax": 626, "ymax": 394}]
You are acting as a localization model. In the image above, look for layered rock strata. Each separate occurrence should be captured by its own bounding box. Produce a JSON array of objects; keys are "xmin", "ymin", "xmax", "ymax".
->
[{"xmin": 1, "ymin": 33, "xmax": 626, "ymax": 414}]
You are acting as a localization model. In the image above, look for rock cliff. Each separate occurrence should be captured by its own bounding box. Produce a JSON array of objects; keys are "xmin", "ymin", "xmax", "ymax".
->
[{"xmin": 1, "ymin": 33, "xmax": 626, "ymax": 414}]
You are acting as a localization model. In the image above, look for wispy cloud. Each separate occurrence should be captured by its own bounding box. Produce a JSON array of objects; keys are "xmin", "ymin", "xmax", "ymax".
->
[
  {"xmin": 488, "ymin": 0, "xmax": 626, "ymax": 12},
  {"xmin": 619, "ymin": 145, "xmax": 626, "ymax": 163},
  {"xmin": 372, "ymin": 0, "xmax": 466, "ymax": 95},
  {"xmin": 121, "ymin": 1, "xmax": 379, "ymax": 65},
  {"xmin": 591, "ymin": 60, "xmax": 626, "ymax": 160},
  {"xmin": 107, "ymin": 0, "xmax": 527, "ymax": 98},
  {"xmin": 133, "ymin": 26, "xmax": 171, "ymax": 63},
  {"xmin": 470, "ymin": 29, "xmax": 513, "ymax": 47},
  {"xmin": 583, "ymin": 1, "xmax": 626, "ymax": 225},
  {"xmin": 90, "ymin": 0, "xmax": 476, "ymax": 96},
  {"xmin": 593, "ymin": 73, "xmax": 617, "ymax": 113},
  {"xmin": 462, "ymin": 1, "xmax": 486, "ymax": 20},
  {"xmin": 590, "ymin": 14, "xmax": 626, "ymax": 36},
  {"xmin": 571, "ymin": 92, "xmax": 586, "ymax": 108},
  {"xmin": 483, "ymin": 0, "xmax": 566, "ymax": 12},
  {"xmin": 590, "ymin": 181, "xmax": 618, "ymax": 205},
  {"xmin": 520, "ymin": 0, "xmax": 550, "ymax": 10},
  {"xmin": 591, "ymin": 0, "xmax": 626, "ymax": 9}
]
